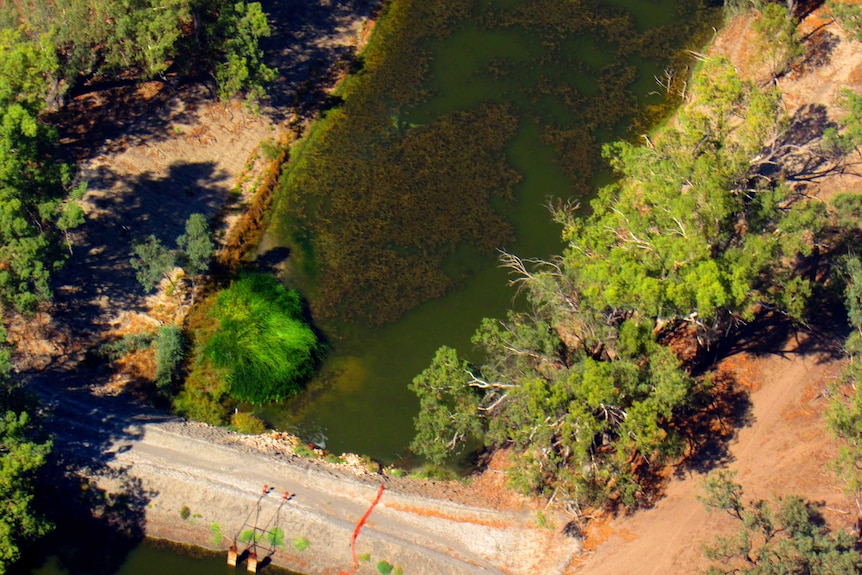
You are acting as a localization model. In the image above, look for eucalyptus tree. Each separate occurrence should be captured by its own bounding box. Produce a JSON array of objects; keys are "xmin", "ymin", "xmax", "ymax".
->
[
  {"xmin": 1, "ymin": 0, "xmax": 276, "ymax": 103},
  {"xmin": 827, "ymin": 255, "xmax": 862, "ymax": 521},
  {"xmin": 411, "ymin": 58, "xmax": 831, "ymax": 510},
  {"xmin": 0, "ymin": 332, "xmax": 52, "ymax": 574},
  {"xmin": 0, "ymin": 28, "xmax": 84, "ymax": 311},
  {"xmin": 700, "ymin": 470, "xmax": 861, "ymax": 575},
  {"xmin": 176, "ymin": 212, "xmax": 214, "ymax": 280}
]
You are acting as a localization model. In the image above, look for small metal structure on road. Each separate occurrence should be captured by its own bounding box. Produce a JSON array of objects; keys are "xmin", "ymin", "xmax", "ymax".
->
[{"xmin": 229, "ymin": 484, "xmax": 293, "ymax": 573}]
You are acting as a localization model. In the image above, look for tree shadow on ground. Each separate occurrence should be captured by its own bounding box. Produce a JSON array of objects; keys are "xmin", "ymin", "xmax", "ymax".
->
[
  {"xmin": 672, "ymin": 368, "xmax": 753, "ymax": 479},
  {"xmin": 800, "ymin": 29, "xmax": 840, "ymax": 72},
  {"xmin": 259, "ymin": 0, "xmax": 382, "ymax": 125},
  {"xmin": 18, "ymin": 369, "xmax": 172, "ymax": 574},
  {"xmin": 49, "ymin": 82, "xmax": 216, "ymax": 162},
  {"xmin": 757, "ymin": 103, "xmax": 839, "ymax": 184},
  {"xmin": 715, "ymin": 309, "xmax": 847, "ymax": 364},
  {"xmin": 671, "ymin": 304, "xmax": 847, "ymax": 481},
  {"xmin": 49, "ymin": 160, "xmax": 228, "ymax": 332},
  {"xmin": 15, "ymin": 158, "xmax": 227, "ymax": 575}
]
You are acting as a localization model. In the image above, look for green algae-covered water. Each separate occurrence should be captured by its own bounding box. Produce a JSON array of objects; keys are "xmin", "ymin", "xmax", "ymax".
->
[{"xmin": 257, "ymin": 0, "xmax": 720, "ymax": 464}]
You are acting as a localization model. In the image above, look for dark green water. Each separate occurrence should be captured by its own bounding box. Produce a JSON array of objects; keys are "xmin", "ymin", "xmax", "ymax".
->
[
  {"xmin": 257, "ymin": 0, "xmax": 719, "ymax": 464},
  {"xmin": 26, "ymin": 542, "xmax": 233, "ymax": 575},
  {"xmin": 19, "ymin": 539, "xmax": 299, "ymax": 575}
]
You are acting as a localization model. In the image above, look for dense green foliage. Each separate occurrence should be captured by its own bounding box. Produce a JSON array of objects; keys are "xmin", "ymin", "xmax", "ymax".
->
[
  {"xmin": 0, "ymin": 410, "xmax": 51, "ymax": 573},
  {"xmin": 211, "ymin": 1, "xmax": 276, "ymax": 104},
  {"xmin": 700, "ymin": 470, "xmax": 861, "ymax": 575},
  {"xmin": 176, "ymin": 213, "xmax": 214, "ymax": 279},
  {"xmin": 131, "ymin": 236, "xmax": 176, "ymax": 293},
  {"xmin": 410, "ymin": 58, "xmax": 850, "ymax": 510},
  {"xmin": 155, "ymin": 325, "xmax": 184, "ymax": 396},
  {"xmin": 268, "ymin": 0, "xmax": 719, "ymax": 326},
  {"xmin": 827, "ymin": 256, "xmax": 862, "ymax": 512},
  {"xmin": 0, "ymin": 0, "xmax": 275, "ymax": 101},
  {"xmin": 560, "ymin": 57, "xmax": 817, "ymax": 344},
  {"xmin": 0, "ymin": 334, "xmax": 51, "ymax": 573},
  {"xmin": 0, "ymin": 28, "xmax": 84, "ymax": 311},
  {"xmin": 752, "ymin": 2, "xmax": 802, "ymax": 77},
  {"xmin": 203, "ymin": 273, "xmax": 320, "ymax": 404},
  {"xmin": 130, "ymin": 212, "xmax": 214, "ymax": 293}
]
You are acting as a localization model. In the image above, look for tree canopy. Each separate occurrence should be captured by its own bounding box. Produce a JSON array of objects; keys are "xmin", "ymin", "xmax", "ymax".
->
[
  {"xmin": 0, "ymin": 0, "xmax": 276, "ymax": 103},
  {"xmin": 0, "ymin": 333, "xmax": 52, "ymax": 573},
  {"xmin": 700, "ymin": 470, "xmax": 861, "ymax": 575},
  {"xmin": 0, "ymin": 28, "xmax": 84, "ymax": 311},
  {"xmin": 410, "ymin": 57, "xmax": 852, "ymax": 510}
]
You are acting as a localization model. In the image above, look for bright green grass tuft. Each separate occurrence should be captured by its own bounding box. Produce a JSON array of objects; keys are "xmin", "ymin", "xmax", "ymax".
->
[{"xmin": 205, "ymin": 273, "xmax": 320, "ymax": 404}]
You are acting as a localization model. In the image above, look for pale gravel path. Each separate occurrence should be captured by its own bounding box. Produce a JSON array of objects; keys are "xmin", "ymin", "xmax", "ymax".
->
[{"xmin": 32, "ymin": 378, "xmax": 580, "ymax": 575}]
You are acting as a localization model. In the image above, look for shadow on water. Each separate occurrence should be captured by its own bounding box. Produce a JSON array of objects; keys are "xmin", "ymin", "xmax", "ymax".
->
[{"xmin": 50, "ymin": 160, "xmax": 229, "ymax": 333}]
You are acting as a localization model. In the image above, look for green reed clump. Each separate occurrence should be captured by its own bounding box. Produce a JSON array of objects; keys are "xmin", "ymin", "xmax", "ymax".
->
[{"xmin": 205, "ymin": 273, "xmax": 320, "ymax": 404}]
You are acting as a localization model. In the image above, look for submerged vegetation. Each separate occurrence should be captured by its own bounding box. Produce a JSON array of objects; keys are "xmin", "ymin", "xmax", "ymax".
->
[{"xmin": 267, "ymin": 0, "xmax": 720, "ymax": 326}]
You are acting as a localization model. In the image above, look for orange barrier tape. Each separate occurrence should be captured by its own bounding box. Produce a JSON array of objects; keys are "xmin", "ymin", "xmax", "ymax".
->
[{"xmin": 339, "ymin": 484, "xmax": 386, "ymax": 575}]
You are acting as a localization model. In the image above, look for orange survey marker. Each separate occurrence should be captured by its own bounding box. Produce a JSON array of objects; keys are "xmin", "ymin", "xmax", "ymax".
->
[{"xmin": 339, "ymin": 484, "xmax": 386, "ymax": 575}]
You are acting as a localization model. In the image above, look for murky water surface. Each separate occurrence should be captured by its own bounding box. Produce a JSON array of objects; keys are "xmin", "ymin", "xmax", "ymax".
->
[{"xmin": 258, "ymin": 0, "xmax": 719, "ymax": 462}]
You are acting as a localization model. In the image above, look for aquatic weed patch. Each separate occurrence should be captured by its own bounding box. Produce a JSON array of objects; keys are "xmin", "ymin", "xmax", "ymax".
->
[
  {"xmin": 267, "ymin": 0, "xmax": 721, "ymax": 327},
  {"xmin": 176, "ymin": 273, "xmax": 320, "ymax": 420}
]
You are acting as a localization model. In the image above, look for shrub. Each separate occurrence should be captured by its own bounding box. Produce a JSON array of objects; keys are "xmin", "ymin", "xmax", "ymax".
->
[
  {"xmin": 829, "ymin": 0, "xmax": 862, "ymax": 42},
  {"xmin": 408, "ymin": 464, "xmax": 456, "ymax": 481},
  {"xmin": 205, "ymin": 273, "xmax": 320, "ymax": 404},
  {"xmin": 180, "ymin": 505, "xmax": 191, "ymax": 520},
  {"xmin": 293, "ymin": 443, "xmax": 315, "ymax": 458},
  {"xmin": 210, "ymin": 523, "xmax": 223, "ymax": 547},
  {"xmin": 230, "ymin": 411, "xmax": 267, "ymax": 434},
  {"xmin": 291, "ymin": 537, "xmax": 309, "ymax": 551},
  {"xmin": 384, "ymin": 466, "xmax": 406, "ymax": 478},
  {"xmin": 266, "ymin": 526, "xmax": 284, "ymax": 548},
  {"xmin": 377, "ymin": 561, "xmax": 394, "ymax": 574},
  {"xmin": 155, "ymin": 325, "xmax": 184, "ymax": 396}
]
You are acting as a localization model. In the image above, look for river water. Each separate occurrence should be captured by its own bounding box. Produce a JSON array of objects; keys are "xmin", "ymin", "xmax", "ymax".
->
[
  {"xmin": 17, "ymin": 538, "xmax": 300, "ymax": 575},
  {"xmin": 256, "ymin": 0, "xmax": 720, "ymax": 464}
]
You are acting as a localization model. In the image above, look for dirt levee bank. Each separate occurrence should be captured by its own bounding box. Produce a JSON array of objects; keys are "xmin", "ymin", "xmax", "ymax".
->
[{"xmin": 34, "ymin": 380, "xmax": 579, "ymax": 575}]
